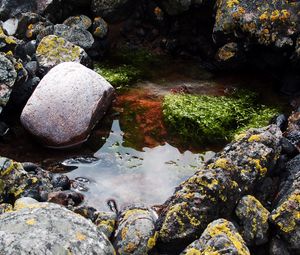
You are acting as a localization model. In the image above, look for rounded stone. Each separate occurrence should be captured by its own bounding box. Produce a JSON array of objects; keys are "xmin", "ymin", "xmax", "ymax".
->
[
  {"xmin": 36, "ymin": 35, "xmax": 89, "ymax": 71},
  {"xmin": 20, "ymin": 62, "xmax": 115, "ymax": 148},
  {"xmin": 63, "ymin": 15, "xmax": 92, "ymax": 30},
  {"xmin": 92, "ymin": 17, "xmax": 108, "ymax": 39},
  {"xmin": 0, "ymin": 202, "xmax": 115, "ymax": 255}
]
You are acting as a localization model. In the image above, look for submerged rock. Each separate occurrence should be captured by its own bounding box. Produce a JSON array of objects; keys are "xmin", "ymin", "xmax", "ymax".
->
[
  {"xmin": 156, "ymin": 125, "xmax": 281, "ymax": 248},
  {"xmin": 181, "ymin": 219, "xmax": 250, "ymax": 255},
  {"xmin": 36, "ymin": 35, "xmax": 89, "ymax": 71},
  {"xmin": 0, "ymin": 201, "xmax": 115, "ymax": 255},
  {"xmin": 21, "ymin": 62, "xmax": 115, "ymax": 148},
  {"xmin": 235, "ymin": 195, "xmax": 270, "ymax": 245},
  {"xmin": 114, "ymin": 205, "xmax": 158, "ymax": 255}
]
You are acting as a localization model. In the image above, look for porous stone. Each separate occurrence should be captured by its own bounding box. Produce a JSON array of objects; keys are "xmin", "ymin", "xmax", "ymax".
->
[
  {"xmin": 0, "ymin": 202, "xmax": 115, "ymax": 255},
  {"xmin": 36, "ymin": 35, "xmax": 89, "ymax": 70},
  {"xmin": 181, "ymin": 219, "xmax": 250, "ymax": 255},
  {"xmin": 114, "ymin": 206, "xmax": 158, "ymax": 255},
  {"xmin": 20, "ymin": 62, "xmax": 115, "ymax": 148},
  {"xmin": 156, "ymin": 125, "xmax": 282, "ymax": 248},
  {"xmin": 235, "ymin": 195, "xmax": 270, "ymax": 245}
]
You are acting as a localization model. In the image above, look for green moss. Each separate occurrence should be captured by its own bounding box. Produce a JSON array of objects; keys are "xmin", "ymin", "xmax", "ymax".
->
[{"xmin": 162, "ymin": 90, "xmax": 280, "ymax": 144}]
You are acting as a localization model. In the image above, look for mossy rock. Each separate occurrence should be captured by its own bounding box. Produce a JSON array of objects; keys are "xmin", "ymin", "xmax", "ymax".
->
[{"xmin": 162, "ymin": 90, "xmax": 280, "ymax": 144}]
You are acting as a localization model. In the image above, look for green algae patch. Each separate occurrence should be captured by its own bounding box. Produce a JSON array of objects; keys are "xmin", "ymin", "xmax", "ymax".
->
[
  {"xmin": 94, "ymin": 47, "xmax": 165, "ymax": 89},
  {"xmin": 162, "ymin": 91, "xmax": 280, "ymax": 144},
  {"xmin": 94, "ymin": 64, "xmax": 143, "ymax": 88}
]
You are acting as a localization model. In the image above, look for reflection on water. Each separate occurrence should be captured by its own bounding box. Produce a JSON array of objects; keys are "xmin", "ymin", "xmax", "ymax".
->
[{"xmin": 64, "ymin": 120, "xmax": 215, "ymax": 211}]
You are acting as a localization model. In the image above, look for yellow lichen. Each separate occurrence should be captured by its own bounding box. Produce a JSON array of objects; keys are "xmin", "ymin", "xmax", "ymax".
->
[
  {"xmin": 185, "ymin": 247, "xmax": 202, "ymax": 255},
  {"xmin": 122, "ymin": 209, "xmax": 147, "ymax": 221},
  {"xmin": 75, "ymin": 232, "xmax": 86, "ymax": 241},
  {"xmin": 248, "ymin": 134, "xmax": 261, "ymax": 142},
  {"xmin": 26, "ymin": 218, "xmax": 36, "ymax": 225},
  {"xmin": 259, "ymin": 11, "xmax": 269, "ymax": 22},
  {"xmin": 147, "ymin": 231, "xmax": 158, "ymax": 249},
  {"xmin": 227, "ymin": 0, "xmax": 239, "ymax": 8},
  {"xmin": 270, "ymin": 10, "xmax": 280, "ymax": 22}
]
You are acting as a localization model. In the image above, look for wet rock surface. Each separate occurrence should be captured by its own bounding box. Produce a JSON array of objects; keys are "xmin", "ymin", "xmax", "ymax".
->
[
  {"xmin": 181, "ymin": 219, "xmax": 250, "ymax": 255},
  {"xmin": 0, "ymin": 199, "xmax": 115, "ymax": 255},
  {"xmin": 156, "ymin": 125, "xmax": 282, "ymax": 248},
  {"xmin": 20, "ymin": 62, "xmax": 115, "ymax": 148}
]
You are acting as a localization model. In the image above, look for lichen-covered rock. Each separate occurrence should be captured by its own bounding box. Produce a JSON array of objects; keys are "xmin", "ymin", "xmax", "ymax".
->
[
  {"xmin": 269, "ymin": 155, "xmax": 300, "ymax": 253},
  {"xmin": 0, "ymin": 203, "xmax": 12, "ymax": 214},
  {"xmin": 114, "ymin": 206, "xmax": 158, "ymax": 255},
  {"xmin": 157, "ymin": 125, "xmax": 281, "ymax": 248},
  {"xmin": 235, "ymin": 195, "xmax": 270, "ymax": 245},
  {"xmin": 0, "ymin": 157, "xmax": 54, "ymax": 203},
  {"xmin": 20, "ymin": 62, "xmax": 115, "ymax": 148},
  {"xmin": 214, "ymin": 0, "xmax": 299, "ymax": 49},
  {"xmin": 0, "ymin": 52, "xmax": 17, "ymax": 114},
  {"xmin": 91, "ymin": 0, "xmax": 135, "ymax": 23},
  {"xmin": 52, "ymin": 24, "xmax": 95, "ymax": 50},
  {"xmin": 63, "ymin": 15, "xmax": 92, "ymax": 30},
  {"xmin": 36, "ymin": 35, "xmax": 89, "ymax": 70},
  {"xmin": 0, "ymin": 26, "xmax": 17, "ymax": 51},
  {"xmin": 0, "ymin": 201, "xmax": 115, "ymax": 255},
  {"xmin": 181, "ymin": 219, "xmax": 250, "ymax": 255},
  {"xmin": 95, "ymin": 211, "xmax": 117, "ymax": 238},
  {"xmin": 92, "ymin": 17, "xmax": 108, "ymax": 39}
]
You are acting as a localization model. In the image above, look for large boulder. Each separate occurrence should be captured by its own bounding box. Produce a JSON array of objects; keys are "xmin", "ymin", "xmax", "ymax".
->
[
  {"xmin": 181, "ymin": 219, "xmax": 250, "ymax": 255},
  {"xmin": 91, "ymin": 0, "xmax": 135, "ymax": 23},
  {"xmin": 20, "ymin": 62, "xmax": 115, "ymax": 148},
  {"xmin": 36, "ymin": 35, "xmax": 89, "ymax": 71},
  {"xmin": 156, "ymin": 125, "xmax": 282, "ymax": 249},
  {"xmin": 0, "ymin": 200, "xmax": 115, "ymax": 254}
]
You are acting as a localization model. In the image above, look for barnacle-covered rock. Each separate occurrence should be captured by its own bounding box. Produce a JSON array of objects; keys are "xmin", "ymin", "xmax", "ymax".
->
[
  {"xmin": 214, "ymin": 0, "xmax": 299, "ymax": 49},
  {"xmin": 0, "ymin": 201, "xmax": 115, "ymax": 255},
  {"xmin": 181, "ymin": 219, "xmax": 250, "ymax": 255},
  {"xmin": 269, "ymin": 155, "xmax": 300, "ymax": 253},
  {"xmin": 36, "ymin": 35, "xmax": 89, "ymax": 70},
  {"xmin": 235, "ymin": 195, "xmax": 270, "ymax": 245},
  {"xmin": 157, "ymin": 125, "xmax": 281, "ymax": 248},
  {"xmin": 95, "ymin": 211, "xmax": 117, "ymax": 238},
  {"xmin": 114, "ymin": 205, "xmax": 158, "ymax": 255}
]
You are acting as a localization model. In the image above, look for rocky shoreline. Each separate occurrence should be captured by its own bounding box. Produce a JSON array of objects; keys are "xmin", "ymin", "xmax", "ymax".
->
[{"xmin": 0, "ymin": 0, "xmax": 299, "ymax": 254}]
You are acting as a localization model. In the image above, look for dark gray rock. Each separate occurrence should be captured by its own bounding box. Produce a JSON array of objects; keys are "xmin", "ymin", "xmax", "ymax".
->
[
  {"xmin": 235, "ymin": 195, "xmax": 270, "ymax": 245},
  {"xmin": 20, "ymin": 62, "xmax": 115, "ymax": 148},
  {"xmin": 0, "ymin": 201, "xmax": 115, "ymax": 255},
  {"xmin": 181, "ymin": 219, "xmax": 250, "ymax": 255},
  {"xmin": 0, "ymin": 0, "xmax": 36, "ymax": 20},
  {"xmin": 156, "ymin": 125, "xmax": 282, "ymax": 248},
  {"xmin": 0, "ymin": 52, "xmax": 17, "ymax": 114},
  {"xmin": 53, "ymin": 24, "xmax": 94, "ymax": 50},
  {"xmin": 269, "ymin": 237, "xmax": 291, "ymax": 255},
  {"xmin": 114, "ymin": 205, "xmax": 158, "ymax": 255},
  {"xmin": 92, "ymin": 16, "xmax": 108, "ymax": 39},
  {"xmin": 91, "ymin": 0, "xmax": 135, "ymax": 23}
]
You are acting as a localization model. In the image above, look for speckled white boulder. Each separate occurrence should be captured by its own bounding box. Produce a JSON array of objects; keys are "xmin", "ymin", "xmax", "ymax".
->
[{"xmin": 20, "ymin": 62, "xmax": 114, "ymax": 148}]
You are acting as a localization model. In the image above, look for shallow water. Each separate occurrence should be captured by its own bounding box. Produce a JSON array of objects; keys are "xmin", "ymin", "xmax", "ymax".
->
[
  {"xmin": 0, "ymin": 56, "xmax": 289, "ymax": 211},
  {"xmin": 64, "ymin": 120, "xmax": 215, "ymax": 211}
]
